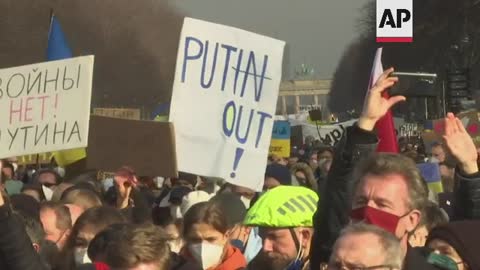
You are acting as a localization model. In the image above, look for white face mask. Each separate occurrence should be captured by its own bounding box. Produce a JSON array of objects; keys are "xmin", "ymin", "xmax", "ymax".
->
[
  {"xmin": 11, "ymin": 162, "xmax": 18, "ymax": 173},
  {"xmin": 54, "ymin": 167, "xmax": 65, "ymax": 178},
  {"xmin": 42, "ymin": 185, "xmax": 54, "ymax": 201},
  {"xmin": 189, "ymin": 242, "xmax": 224, "ymax": 270},
  {"xmin": 240, "ymin": 196, "xmax": 251, "ymax": 209},
  {"xmin": 27, "ymin": 169, "xmax": 36, "ymax": 178},
  {"xmin": 74, "ymin": 248, "xmax": 91, "ymax": 265},
  {"xmin": 170, "ymin": 205, "xmax": 183, "ymax": 219}
]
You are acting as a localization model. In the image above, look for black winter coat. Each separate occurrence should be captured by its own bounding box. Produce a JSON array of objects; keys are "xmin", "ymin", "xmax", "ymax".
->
[
  {"xmin": 309, "ymin": 124, "xmax": 480, "ymax": 270},
  {"xmin": 0, "ymin": 204, "xmax": 49, "ymax": 270}
]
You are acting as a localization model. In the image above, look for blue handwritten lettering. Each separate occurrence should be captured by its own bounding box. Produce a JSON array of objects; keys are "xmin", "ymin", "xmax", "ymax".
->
[{"xmin": 181, "ymin": 36, "xmax": 204, "ymax": 83}]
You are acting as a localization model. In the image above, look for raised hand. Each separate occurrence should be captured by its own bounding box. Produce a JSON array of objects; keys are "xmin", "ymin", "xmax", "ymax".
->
[
  {"xmin": 358, "ymin": 67, "xmax": 406, "ymax": 131},
  {"xmin": 114, "ymin": 174, "xmax": 133, "ymax": 209},
  {"xmin": 443, "ymin": 112, "xmax": 479, "ymax": 174}
]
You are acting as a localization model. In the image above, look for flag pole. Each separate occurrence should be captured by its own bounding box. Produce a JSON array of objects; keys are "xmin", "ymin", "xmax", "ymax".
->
[
  {"xmin": 47, "ymin": 8, "xmax": 54, "ymax": 57},
  {"xmin": 48, "ymin": 9, "xmax": 54, "ymax": 32},
  {"xmin": 35, "ymin": 154, "xmax": 40, "ymax": 170}
]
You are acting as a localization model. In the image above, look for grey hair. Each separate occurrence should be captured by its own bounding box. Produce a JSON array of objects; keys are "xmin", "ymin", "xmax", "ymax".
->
[
  {"xmin": 333, "ymin": 223, "xmax": 403, "ymax": 269},
  {"xmin": 353, "ymin": 153, "xmax": 428, "ymax": 211}
]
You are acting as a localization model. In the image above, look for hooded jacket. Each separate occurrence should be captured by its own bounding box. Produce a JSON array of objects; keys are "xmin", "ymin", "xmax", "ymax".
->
[
  {"xmin": 214, "ymin": 245, "xmax": 247, "ymax": 270},
  {"xmin": 0, "ymin": 203, "xmax": 49, "ymax": 270}
]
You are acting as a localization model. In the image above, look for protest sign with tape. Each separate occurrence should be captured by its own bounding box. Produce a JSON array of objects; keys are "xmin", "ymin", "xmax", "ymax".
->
[
  {"xmin": 269, "ymin": 121, "xmax": 291, "ymax": 158},
  {"xmin": 169, "ymin": 18, "xmax": 285, "ymax": 191},
  {"xmin": 0, "ymin": 56, "xmax": 94, "ymax": 158}
]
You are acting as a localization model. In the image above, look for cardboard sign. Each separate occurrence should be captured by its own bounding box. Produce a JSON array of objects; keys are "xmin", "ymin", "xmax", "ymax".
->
[
  {"xmin": 93, "ymin": 108, "xmax": 141, "ymax": 120},
  {"xmin": 169, "ymin": 18, "xmax": 285, "ymax": 191},
  {"xmin": 398, "ymin": 123, "xmax": 422, "ymax": 137},
  {"xmin": 0, "ymin": 56, "xmax": 94, "ymax": 158},
  {"xmin": 86, "ymin": 116, "xmax": 177, "ymax": 177},
  {"xmin": 269, "ymin": 121, "xmax": 291, "ymax": 158}
]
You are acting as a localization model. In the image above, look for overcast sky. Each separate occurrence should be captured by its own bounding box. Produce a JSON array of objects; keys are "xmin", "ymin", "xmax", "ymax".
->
[{"xmin": 169, "ymin": 0, "xmax": 370, "ymax": 80}]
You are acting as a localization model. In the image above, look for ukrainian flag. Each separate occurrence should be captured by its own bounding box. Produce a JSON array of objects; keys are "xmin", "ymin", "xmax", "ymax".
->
[
  {"xmin": 48, "ymin": 13, "xmax": 87, "ymax": 166},
  {"xmin": 417, "ymin": 163, "xmax": 443, "ymax": 195}
]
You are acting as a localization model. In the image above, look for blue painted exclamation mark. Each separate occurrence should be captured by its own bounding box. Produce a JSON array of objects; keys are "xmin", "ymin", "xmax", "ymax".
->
[{"xmin": 230, "ymin": 148, "xmax": 244, "ymax": 178}]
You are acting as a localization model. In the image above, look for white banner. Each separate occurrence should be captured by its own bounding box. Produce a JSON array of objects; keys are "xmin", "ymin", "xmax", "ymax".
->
[
  {"xmin": 300, "ymin": 120, "xmax": 356, "ymax": 146},
  {"xmin": 0, "ymin": 56, "xmax": 94, "ymax": 158},
  {"xmin": 170, "ymin": 18, "xmax": 285, "ymax": 191}
]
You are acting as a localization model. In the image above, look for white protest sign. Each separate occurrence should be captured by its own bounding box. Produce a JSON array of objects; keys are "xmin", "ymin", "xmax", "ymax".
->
[
  {"xmin": 0, "ymin": 56, "xmax": 94, "ymax": 158},
  {"xmin": 298, "ymin": 120, "xmax": 356, "ymax": 146},
  {"xmin": 170, "ymin": 18, "xmax": 285, "ymax": 191}
]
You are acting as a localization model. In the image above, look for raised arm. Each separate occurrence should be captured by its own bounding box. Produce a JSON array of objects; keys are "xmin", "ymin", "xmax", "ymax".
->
[
  {"xmin": 442, "ymin": 112, "xmax": 480, "ymax": 220},
  {"xmin": 310, "ymin": 68, "xmax": 405, "ymax": 267}
]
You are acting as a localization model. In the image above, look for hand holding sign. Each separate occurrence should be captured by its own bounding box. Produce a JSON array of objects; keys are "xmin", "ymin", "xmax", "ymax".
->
[
  {"xmin": 443, "ymin": 113, "xmax": 478, "ymax": 174},
  {"xmin": 358, "ymin": 68, "xmax": 406, "ymax": 131}
]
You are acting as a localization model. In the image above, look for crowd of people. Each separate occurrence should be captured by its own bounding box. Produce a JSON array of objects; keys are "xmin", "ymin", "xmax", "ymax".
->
[{"xmin": 0, "ymin": 68, "xmax": 479, "ymax": 270}]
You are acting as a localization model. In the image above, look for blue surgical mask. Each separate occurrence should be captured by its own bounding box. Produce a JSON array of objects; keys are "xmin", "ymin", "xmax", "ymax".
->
[
  {"xmin": 286, "ymin": 233, "xmax": 305, "ymax": 270},
  {"xmin": 286, "ymin": 259, "xmax": 304, "ymax": 270},
  {"xmin": 243, "ymin": 227, "xmax": 262, "ymax": 263}
]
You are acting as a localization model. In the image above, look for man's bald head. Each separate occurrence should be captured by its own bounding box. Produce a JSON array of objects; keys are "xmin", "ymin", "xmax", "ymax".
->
[{"xmin": 66, "ymin": 204, "xmax": 84, "ymax": 225}]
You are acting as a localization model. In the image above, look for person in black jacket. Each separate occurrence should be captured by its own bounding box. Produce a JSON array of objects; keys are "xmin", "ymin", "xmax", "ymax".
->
[
  {"xmin": 310, "ymin": 68, "xmax": 480, "ymax": 270},
  {"xmin": 0, "ymin": 189, "xmax": 49, "ymax": 270}
]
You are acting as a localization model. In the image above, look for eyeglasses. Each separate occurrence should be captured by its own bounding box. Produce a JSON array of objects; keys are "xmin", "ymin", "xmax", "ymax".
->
[{"xmin": 321, "ymin": 262, "xmax": 399, "ymax": 270}]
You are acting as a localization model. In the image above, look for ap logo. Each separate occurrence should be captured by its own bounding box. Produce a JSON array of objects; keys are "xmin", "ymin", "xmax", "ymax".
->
[{"xmin": 376, "ymin": 0, "xmax": 413, "ymax": 42}]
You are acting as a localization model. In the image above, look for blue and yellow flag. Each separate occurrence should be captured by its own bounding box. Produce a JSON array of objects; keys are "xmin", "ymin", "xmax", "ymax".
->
[
  {"xmin": 47, "ymin": 14, "xmax": 86, "ymax": 166},
  {"xmin": 269, "ymin": 121, "xmax": 291, "ymax": 158},
  {"xmin": 417, "ymin": 163, "xmax": 443, "ymax": 195}
]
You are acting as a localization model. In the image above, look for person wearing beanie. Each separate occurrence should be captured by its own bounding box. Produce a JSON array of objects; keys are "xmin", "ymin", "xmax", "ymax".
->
[
  {"xmin": 167, "ymin": 186, "xmax": 194, "ymax": 220},
  {"xmin": 264, "ymin": 163, "xmax": 292, "ymax": 190},
  {"xmin": 180, "ymin": 190, "xmax": 212, "ymax": 217},
  {"xmin": 426, "ymin": 220, "xmax": 480, "ymax": 270}
]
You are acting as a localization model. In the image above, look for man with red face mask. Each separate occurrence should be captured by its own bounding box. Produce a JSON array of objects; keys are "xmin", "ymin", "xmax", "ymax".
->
[{"xmin": 310, "ymin": 68, "xmax": 480, "ymax": 270}]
